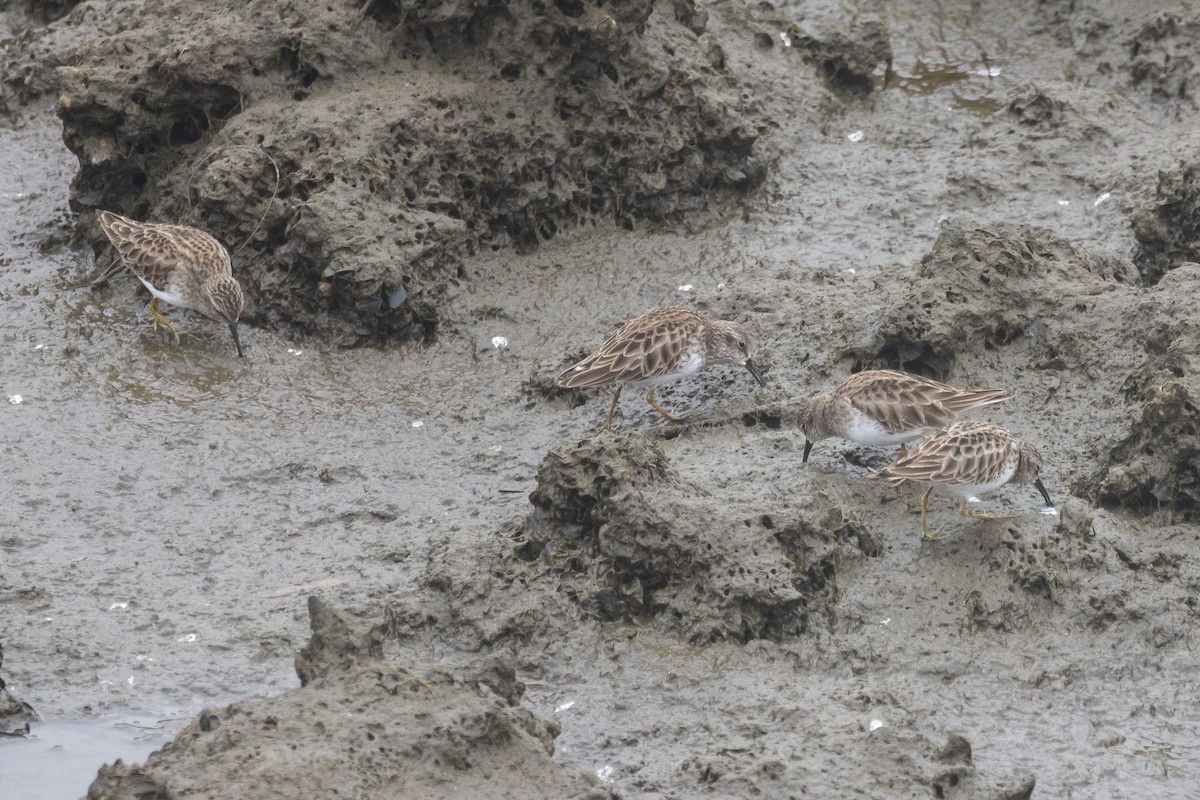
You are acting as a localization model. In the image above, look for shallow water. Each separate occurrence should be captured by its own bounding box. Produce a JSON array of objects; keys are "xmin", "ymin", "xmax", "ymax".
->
[{"xmin": 3, "ymin": 717, "xmax": 165, "ymax": 799}]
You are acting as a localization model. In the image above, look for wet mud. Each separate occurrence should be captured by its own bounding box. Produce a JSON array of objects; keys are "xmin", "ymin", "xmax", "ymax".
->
[
  {"xmin": 86, "ymin": 600, "xmax": 615, "ymax": 800},
  {"xmin": 0, "ymin": 642, "xmax": 37, "ymax": 736},
  {"xmin": 3, "ymin": 0, "xmax": 1200, "ymax": 798}
]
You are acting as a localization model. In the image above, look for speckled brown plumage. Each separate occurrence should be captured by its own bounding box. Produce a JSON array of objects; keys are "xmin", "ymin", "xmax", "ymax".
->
[
  {"xmin": 96, "ymin": 210, "xmax": 245, "ymax": 356},
  {"xmin": 555, "ymin": 305, "xmax": 766, "ymax": 428},
  {"xmin": 797, "ymin": 369, "xmax": 1012, "ymax": 462},
  {"xmin": 876, "ymin": 421, "xmax": 1051, "ymax": 539}
]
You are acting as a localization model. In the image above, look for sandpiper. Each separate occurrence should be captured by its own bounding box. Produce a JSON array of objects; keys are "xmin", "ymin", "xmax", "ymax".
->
[
  {"xmin": 875, "ymin": 421, "xmax": 1052, "ymax": 540},
  {"xmin": 555, "ymin": 305, "xmax": 766, "ymax": 428},
  {"xmin": 796, "ymin": 369, "xmax": 1011, "ymax": 462},
  {"xmin": 96, "ymin": 210, "xmax": 245, "ymax": 357}
]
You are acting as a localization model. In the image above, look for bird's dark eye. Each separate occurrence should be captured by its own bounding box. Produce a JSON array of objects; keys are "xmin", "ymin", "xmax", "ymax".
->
[{"xmin": 738, "ymin": 340, "xmax": 746, "ymax": 351}]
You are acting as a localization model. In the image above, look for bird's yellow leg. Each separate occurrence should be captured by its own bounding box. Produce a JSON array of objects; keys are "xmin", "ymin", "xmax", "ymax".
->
[
  {"xmin": 148, "ymin": 297, "xmax": 181, "ymax": 343},
  {"xmin": 645, "ymin": 389, "xmax": 685, "ymax": 422},
  {"xmin": 604, "ymin": 386, "xmax": 623, "ymax": 430},
  {"xmin": 920, "ymin": 487, "xmax": 942, "ymax": 541}
]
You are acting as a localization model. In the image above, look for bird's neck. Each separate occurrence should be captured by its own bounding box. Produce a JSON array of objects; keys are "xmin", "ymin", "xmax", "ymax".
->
[{"xmin": 799, "ymin": 395, "xmax": 838, "ymax": 438}]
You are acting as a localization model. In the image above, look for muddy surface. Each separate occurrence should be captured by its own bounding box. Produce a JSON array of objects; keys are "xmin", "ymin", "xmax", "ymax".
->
[
  {"xmin": 86, "ymin": 599, "xmax": 616, "ymax": 799},
  {"xmin": 3, "ymin": 0, "xmax": 1200, "ymax": 797}
]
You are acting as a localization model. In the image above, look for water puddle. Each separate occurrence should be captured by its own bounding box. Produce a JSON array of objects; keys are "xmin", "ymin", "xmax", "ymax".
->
[
  {"xmin": 2, "ymin": 716, "xmax": 169, "ymax": 799},
  {"xmin": 875, "ymin": 56, "xmax": 1005, "ymax": 114}
]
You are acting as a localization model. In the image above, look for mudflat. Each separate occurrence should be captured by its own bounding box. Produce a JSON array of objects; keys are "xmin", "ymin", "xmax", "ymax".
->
[{"xmin": 1, "ymin": 1, "xmax": 1198, "ymax": 797}]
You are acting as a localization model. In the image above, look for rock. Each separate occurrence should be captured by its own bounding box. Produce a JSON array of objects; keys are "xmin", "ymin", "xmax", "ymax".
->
[
  {"xmin": 1078, "ymin": 265, "xmax": 1200, "ymax": 519},
  {"xmin": 0, "ymin": 641, "xmax": 37, "ymax": 737},
  {"xmin": 790, "ymin": 18, "xmax": 893, "ymax": 95},
  {"xmin": 294, "ymin": 596, "xmax": 386, "ymax": 686},
  {"xmin": 1132, "ymin": 157, "xmax": 1200, "ymax": 283},
  {"xmin": 7, "ymin": 0, "xmax": 762, "ymax": 344},
  {"xmin": 1126, "ymin": 13, "xmax": 1200, "ymax": 102},
  {"xmin": 1090, "ymin": 379, "xmax": 1200, "ymax": 518},
  {"xmin": 520, "ymin": 433, "xmax": 880, "ymax": 641},
  {"xmin": 866, "ymin": 220, "xmax": 1138, "ymax": 374},
  {"xmin": 86, "ymin": 600, "xmax": 613, "ymax": 800},
  {"xmin": 1005, "ymin": 85, "xmax": 1067, "ymax": 128}
]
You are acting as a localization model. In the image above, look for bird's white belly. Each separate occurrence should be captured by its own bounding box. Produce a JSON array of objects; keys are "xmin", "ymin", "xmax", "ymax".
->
[
  {"xmin": 943, "ymin": 462, "xmax": 1018, "ymax": 498},
  {"xmin": 634, "ymin": 352, "xmax": 705, "ymax": 386},
  {"xmin": 842, "ymin": 409, "xmax": 927, "ymax": 446},
  {"xmin": 139, "ymin": 276, "xmax": 190, "ymax": 309}
]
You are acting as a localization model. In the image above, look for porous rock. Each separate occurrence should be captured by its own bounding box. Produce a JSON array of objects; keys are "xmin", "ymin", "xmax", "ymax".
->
[
  {"xmin": 867, "ymin": 219, "xmax": 1137, "ymax": 375},
  {"xmin": 0, "ymin": 641, "xmax": 37, "ymax": 736},
  {"xmin": 521, "ymin": 433, "xmax": 881, "ymax": 642},
  {"xmin": 9, "ymin": 0, "xmax": 762, "ymax": 344},
  {"xmin": 86, "ymin": 599, "xmax": 613, "ymax": 800},
  {"xmin": 1079, "ymin": 265, "xmax": 1200, "ymax": 519},
  {"xmin": 1133, "ymin": 158, "xmax": 1200, "ymax": 284},
  {"xmin": 789, "ymin": 17, "xmax": 892, "ymax": 95}
]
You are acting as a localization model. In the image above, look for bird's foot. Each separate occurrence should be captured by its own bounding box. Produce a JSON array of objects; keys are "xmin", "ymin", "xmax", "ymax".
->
[
  {"xmin": 148, "ymin": 299, "xmax": 181, "ymax": 343},
  {"xmin": 957, "ymin": 499, "xmax": 1014, "ymax": 521},
  {"xmin": 964, "ymin": 510, "xmax": 1017, "ymax": 521}
]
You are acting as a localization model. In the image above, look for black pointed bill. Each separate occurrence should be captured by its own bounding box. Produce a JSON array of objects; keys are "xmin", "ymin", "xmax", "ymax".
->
[
  {"xmin": 745, "ymin": 357, "xmax": 767, "ymax": 387},
  {"xmin": 229, "ymin": 323, "xmax": 244, "ymax": 358},
  {"xmin": 1034, "ymin": 478, "xmax": 1052, "ymax": 507},
  {"xmin": 802, "ymin": 439, "xmax": 814, "ymax": 463}
]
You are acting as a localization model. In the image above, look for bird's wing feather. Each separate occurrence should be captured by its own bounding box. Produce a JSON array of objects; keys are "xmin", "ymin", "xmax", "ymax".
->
[
  {"xmin": 841, "ymin": 371, "xmax": 1011, "ymax": 433},
  {"xmin": 555, "ymin": 309, "xmax": 695, "ymax": 388},
  {"xmin": 878, "ymin": 423, "xmax": 1012, "ymax": 486},
  {"xmin": 97, "ymin": 211, "xmax": 232, "ymax": 289},
  {"xmin": 840, "ymin": 371, "xmax": 956, "ymax": 433},
  {"xmin": 937, "ymin": 388, "xmax": 1013, "ymax": 413}
]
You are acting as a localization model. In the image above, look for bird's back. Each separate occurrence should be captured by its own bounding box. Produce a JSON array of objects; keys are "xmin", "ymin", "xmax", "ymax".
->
[
  {"xmin": 555, "ymin": 306, "xmax": 705, "ymax": 389},
  {"xmin": 97, "ymin": 210, "xmax": 232, "ymax": 290},
  {"xmin": 838, "ymin": 370, "xmax": 1010, "ymax": 434},
  {"xmin": 878, "ymin": 421, "xmax": 1016, "ymax": 487}
]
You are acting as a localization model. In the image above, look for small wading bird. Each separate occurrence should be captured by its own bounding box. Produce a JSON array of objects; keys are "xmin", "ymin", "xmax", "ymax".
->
[
  {"xmin": 874, "ymin": 421, "xmax": 1053, "ymax": 540},
  {"xmin": 555, "ymin": 305, "xmax": 767, "ymax": 429},
  {"xmin": 96, "ymin": 210, "xmax": 245, "ymax": 357},
  {"xmin": 796, "ymin": 369, "xmax": 1011, "ymax": 462}
]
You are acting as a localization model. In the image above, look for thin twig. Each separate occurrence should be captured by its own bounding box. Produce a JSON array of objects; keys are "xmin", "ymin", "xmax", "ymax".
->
[{"xmin": 185, "ymin": 144, "xmax": 283, "ymax": 257}]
